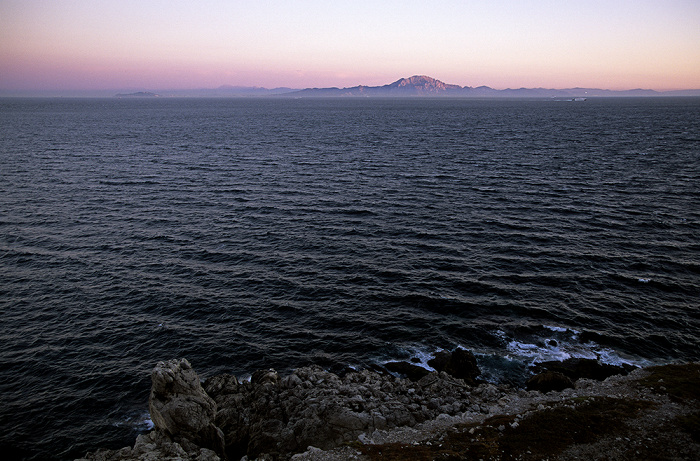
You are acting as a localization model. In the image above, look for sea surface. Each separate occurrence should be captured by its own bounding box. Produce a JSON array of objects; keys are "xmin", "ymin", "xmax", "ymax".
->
[{"xmin": 1, "ymin": 97, "xmax": 699, "ymax": 460}]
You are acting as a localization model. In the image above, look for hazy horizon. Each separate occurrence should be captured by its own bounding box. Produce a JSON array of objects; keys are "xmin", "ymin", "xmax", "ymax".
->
[{"xmin": 2, "ymin": 1, "xmax": 700, "ymax": 93}]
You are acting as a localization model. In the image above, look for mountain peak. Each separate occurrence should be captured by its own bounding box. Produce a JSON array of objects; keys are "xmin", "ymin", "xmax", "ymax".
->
[{"xmin": 388, "ymin": 75, "xmax": 462, "ymax": 92}]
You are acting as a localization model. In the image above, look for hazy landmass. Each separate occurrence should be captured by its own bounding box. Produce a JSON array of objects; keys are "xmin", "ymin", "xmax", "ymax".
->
[
  {"xmin": 1, "ymin": 75, "xmax": 699, "ymax": 98},
  {"xmin": 115, "ymin": 91, "xmax": 160, "ymax": 98}
]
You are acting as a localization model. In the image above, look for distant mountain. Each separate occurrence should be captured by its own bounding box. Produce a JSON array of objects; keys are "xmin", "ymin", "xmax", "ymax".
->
[
  {"xmin": 291, "ymin": 76, "xmax": 465, "ymax": 97},
  {"xmin": 288, "ymin": 76, "xmax": 700, "ymax": 98},
  {"xmin": 385, "ymin": 75, "xmax": 463, "ymax": 94}
]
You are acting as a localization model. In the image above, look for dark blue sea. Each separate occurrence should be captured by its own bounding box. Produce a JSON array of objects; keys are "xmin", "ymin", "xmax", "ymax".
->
[{"xmin": 1, "ymin": 97, "xmax": 699, "ymax": 460}]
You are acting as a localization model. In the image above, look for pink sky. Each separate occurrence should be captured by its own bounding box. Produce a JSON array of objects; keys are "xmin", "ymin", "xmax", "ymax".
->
[{"xmin": 2, "ymin": 0, "xmax": 699, "ymax": 92}]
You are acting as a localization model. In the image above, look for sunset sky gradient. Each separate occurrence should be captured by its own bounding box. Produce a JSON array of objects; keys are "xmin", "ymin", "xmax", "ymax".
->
[{"xmin": 2, "ymin": 0, "xmax": 699, "ymax": 92}]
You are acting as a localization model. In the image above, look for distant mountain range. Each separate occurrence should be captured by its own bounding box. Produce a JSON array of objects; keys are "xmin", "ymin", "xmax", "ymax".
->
[
  {"xmin": 150, "ymin": 75, "xmax": 698, "ymax": 98},
  {"xmin": 287, "ymin": 75, "xmax": 700, "ymax": 98},
  {"xmin": 2, "ymin": 76, "xmax": 698, "ymax": 98}
]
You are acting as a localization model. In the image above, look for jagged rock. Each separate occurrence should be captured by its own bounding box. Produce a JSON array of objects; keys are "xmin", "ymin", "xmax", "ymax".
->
[
  {"xmin": 427, "ymin": 348, "xmax": 481, "ymax": 384},
  {"xmin": 526, "ymin": 371, "xmax": 575, "ymax": 393},
  {"xmin": 80, "ymin": 355, "xmax": 493, "ymax": 461},
  {"xmin": 203, "ymin": 374, "xmax": 239, "ymax": 398},
  {"xmin": 78, "ymin": 361, "xmax": 700, "ymax": 461},
  {"xmin": 251, "ymin": 369, "xmax": 280, "ymax": 386},
  {"xmin": 281, "ymin": 373, "xmax": 303, "ymax": 389},
  {"xmin": 149, "ymin": 358, "xmax": 225, "ymax": 458},
  {"xmin": 208, "ymin": 364, "xmax": 482, "ymax": 460}
]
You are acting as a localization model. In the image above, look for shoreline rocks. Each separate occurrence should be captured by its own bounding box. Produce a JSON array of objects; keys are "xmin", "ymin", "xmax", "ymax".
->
[{"xmin": 77, "ymin": 356, "xmax": 700, "ymax": 461}]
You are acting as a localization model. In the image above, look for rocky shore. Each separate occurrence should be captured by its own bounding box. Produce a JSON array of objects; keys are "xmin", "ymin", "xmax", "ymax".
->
[{"xmin": 77, "ymin": 352, "xmax": 700, "ymax": 461}]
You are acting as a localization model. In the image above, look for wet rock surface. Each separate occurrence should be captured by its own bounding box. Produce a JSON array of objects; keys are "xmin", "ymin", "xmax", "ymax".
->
[{"xmin": 77, "ymin": 359, "xmax": 700, "ymax": 461}]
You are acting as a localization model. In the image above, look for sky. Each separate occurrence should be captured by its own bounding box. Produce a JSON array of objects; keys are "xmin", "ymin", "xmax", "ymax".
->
[{"xmin": 1, "ymin": 0, "xmax": 700, "ymax": 92}]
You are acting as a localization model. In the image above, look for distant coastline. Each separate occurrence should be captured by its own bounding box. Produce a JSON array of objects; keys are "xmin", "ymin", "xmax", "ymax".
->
[
  {"xmin": 2, "ymin": 76, "xmax": 699, "ymax": 98},
  {"xmin": 115, "ymin": 91, "xmax": 160, "ymax": 98}
]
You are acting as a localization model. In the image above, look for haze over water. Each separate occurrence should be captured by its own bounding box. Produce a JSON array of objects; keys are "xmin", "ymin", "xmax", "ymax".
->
[{"xmin": 1, "ymin": 96, "xmax": 699, "ymax": 460}]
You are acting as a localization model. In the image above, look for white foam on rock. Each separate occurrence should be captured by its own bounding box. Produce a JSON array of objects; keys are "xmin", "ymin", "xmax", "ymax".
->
[{"xmin": 494, "ymin": 327, "xmax": 642, "ymax": 369}]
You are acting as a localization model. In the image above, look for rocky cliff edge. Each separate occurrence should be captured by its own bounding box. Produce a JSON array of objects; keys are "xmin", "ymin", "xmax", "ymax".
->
[{"xmin": 77, "ymin": 355, "xmax": 700, "ymax": 461}]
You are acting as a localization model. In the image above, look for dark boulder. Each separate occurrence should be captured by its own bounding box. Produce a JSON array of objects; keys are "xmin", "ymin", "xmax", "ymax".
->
[
  {"xmin": 428, "ymin": 348, "xmax": 481, "ymax": 385},
  {"xmin": 526, "ymin": 371, "xmax": 575, "ymax": 393}
]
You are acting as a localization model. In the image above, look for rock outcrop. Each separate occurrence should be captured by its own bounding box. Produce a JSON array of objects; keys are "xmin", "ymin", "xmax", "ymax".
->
[
  {"xmin": 79, "ymin": 352, "xmax": 487, "ymax": 460},
  {"xmin": 148, "ymin": 359, "xmax": 226, "ymax": 457}
]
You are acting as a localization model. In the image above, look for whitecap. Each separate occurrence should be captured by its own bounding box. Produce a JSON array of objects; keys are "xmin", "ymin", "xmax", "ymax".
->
[
  {"xmin": 493, "ymin": 327, "xmax": 643, "ymax": 369},
  {"xmin": 506, "ymin": 339, "xmax": 573, "ymax": 364},
  {"xmin": 543, "ymin": 324, "xmax": 580, "ymax": 334},
  {"xmin": 543, "ymin": 325, "xmax": 568, "ymax": 333}
]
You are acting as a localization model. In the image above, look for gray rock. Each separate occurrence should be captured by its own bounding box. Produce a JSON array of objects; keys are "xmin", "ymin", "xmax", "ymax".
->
[
  {"xmin": 203, "ymin": 374, "xmax": 239, "ymax": 398},
  {"xmin": 251, "ymin": 368, "xmax": 280, "ymax": 386},
  {"xmin": 149, "ymin": 359, "xmax": 225, "ymax": 458}
]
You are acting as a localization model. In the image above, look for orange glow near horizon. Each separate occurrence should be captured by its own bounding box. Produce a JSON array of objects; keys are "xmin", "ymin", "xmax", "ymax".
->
[{"xmin": 1, "ymin": 0, "xmax": 699, "ymax": 93}]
